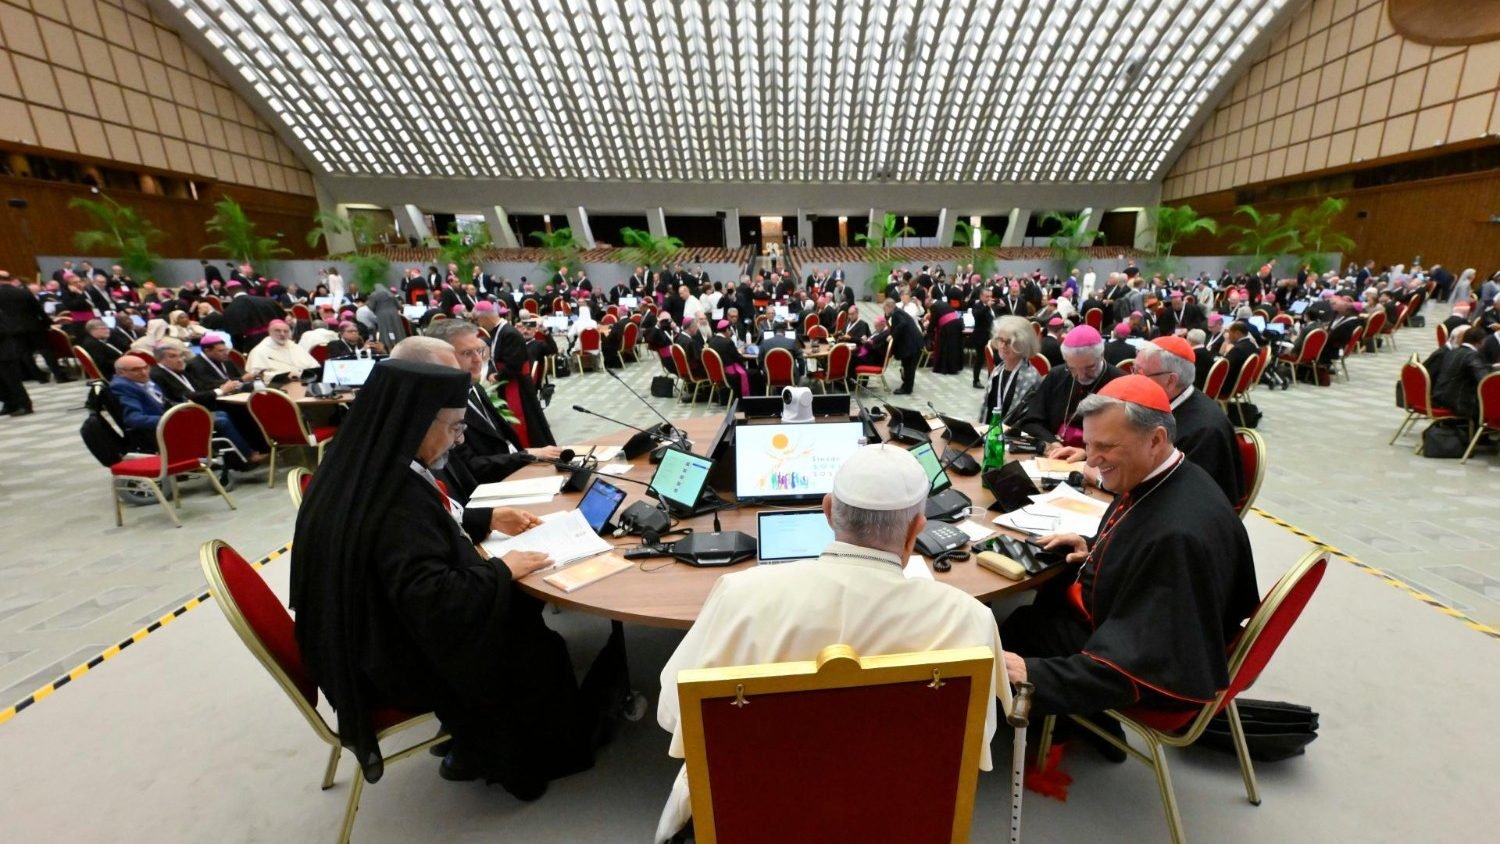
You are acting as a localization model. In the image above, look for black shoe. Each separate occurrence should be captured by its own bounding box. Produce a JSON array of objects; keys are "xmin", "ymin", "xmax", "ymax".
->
[
  {"xmin": 893, "ymin": 388, "xmax": 912, "ymax": 395},
  {"xmin": 438, "ymin": 751, "xmax": 480, "ymax": 782},
  {"xmin": 3, "ymin": 407, "xmax": 34, "ymax": 417},
  {"xmin": 428, "ymin": 736, "xmax": 454, "ymax": 758},
  {"xmin": 499, "ymin": 776, "xmax": 548, "ymax": 802},
  {"xmin": 972, "ymin": 381, "xmax": 983, "ymax": 389}
]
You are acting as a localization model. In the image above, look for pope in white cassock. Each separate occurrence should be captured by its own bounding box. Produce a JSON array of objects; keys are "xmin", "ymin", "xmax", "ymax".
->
[
  {"xmin": 245, "ymin": 318, "xmax": 320, "ymax": 380},
  {"xmin": 654, "ymin": 444, "xmax": 1012, "ymax": 842}
]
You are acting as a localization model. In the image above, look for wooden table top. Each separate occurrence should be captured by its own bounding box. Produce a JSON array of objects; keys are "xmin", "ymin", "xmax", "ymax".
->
[
  {"xmin": 217, "ymin": 380, "xmax": 352, "ymax": 406},
  {"xmin": 513, "ymin": 413, "xmax": 1088, "ymax": 629}
]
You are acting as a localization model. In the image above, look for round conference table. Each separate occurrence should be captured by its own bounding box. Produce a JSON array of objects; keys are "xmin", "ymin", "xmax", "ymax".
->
[
  {"xmin": 512, "ymin": 414, "xmax": 1083, "ymax": 629},
  {"xmin": 216, "ymin": 379, "xmax": 353, "ymax": 406}
]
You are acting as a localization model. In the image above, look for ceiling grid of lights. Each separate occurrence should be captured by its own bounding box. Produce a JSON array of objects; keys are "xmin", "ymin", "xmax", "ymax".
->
[{"xmin": 165, "ymin": 0, "xmax": 1289, "ymax": 183}]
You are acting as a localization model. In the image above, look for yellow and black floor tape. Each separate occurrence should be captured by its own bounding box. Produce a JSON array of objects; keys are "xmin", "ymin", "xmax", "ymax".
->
[
  {"xmin": 1253, "ymin": 508, "xmax": 1500, "ymax": 642},
  {"xmin": 0, "ymin": 543, "xmax": 292, "ymax": 728}
]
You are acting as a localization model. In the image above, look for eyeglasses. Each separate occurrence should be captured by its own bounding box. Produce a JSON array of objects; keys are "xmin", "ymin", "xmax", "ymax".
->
[{"xmin": 455, "ymin": 346, "xmax": 490, "ymax": 360}]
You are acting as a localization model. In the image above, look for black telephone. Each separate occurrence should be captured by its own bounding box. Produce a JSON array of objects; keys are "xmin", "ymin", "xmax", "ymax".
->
[{"xmin": 915, "ymin": 522, "xmax": 968, "ymax": 558}]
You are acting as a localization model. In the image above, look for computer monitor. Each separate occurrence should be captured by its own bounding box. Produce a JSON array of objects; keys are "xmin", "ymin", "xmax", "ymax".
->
[
  {"xmin": 401, "ymin": 304, "xmax": 427, "ymax": 321},
  {"xmin": 906, "ymin": 441, "xmax": 953, "ymax": 495},
  {"xmin": 1289, "ymin": 300, "xmax": 1311, "ymax": 315},
  {"xmin": 577, "ymin": 478, "xmax": 627, "ymax": 534},
  {"xmin": 648, "ymin": 448, "xmax": 715, "ymax": 513},
  {"xmin": 734, "ymin": 420, "xmax": 864, "ymax": 502},
  {"xmin": 322, "ymin": 357, "xmax": 378, "ymax": 387},
  {"xmin": 756, "ymin": 509, "xmax": 836, "ymax": 563}
]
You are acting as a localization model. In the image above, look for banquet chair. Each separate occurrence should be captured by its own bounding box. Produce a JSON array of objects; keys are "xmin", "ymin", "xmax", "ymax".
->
[
  {"xmin": 199, "ymin": 540, "xmax": 442, "ymax": 844},
  {"xmin": 1361, "ymin": 309, "xmax": 1387, "ymax": 352},
  {"xmin": 228, "ymin": 348, "xmax": 247, "ymax": 369},
  {"xmin": 672, "ymin": 344, "xmax": 709, "ymax": 403},
  {"xmin": 809, "ymin": 342, "xmax": 853, "ymax": 393},
  {"xmin": 1201, "ymin": 357, "xmax": 1229, "ymax": 401},
  {"xmin": 110, "ymin": 403, "xmax": 236, "ymax": 528},
  {"xmin": 47, "ymin": 326, "xmax": 80, "ymax": 376},
  {"xmin": 1233, "ymin": 428, "xmax": 1266, "ymax": 517},
  {"xmin": 1338, "ymin": 325, "xmax": 1364, "ymax": 382},
  {"xmin": 1277, "ymin": 327, "xmax": 1326, "ymax": 385},
  {"xmin": 287, "ymin": 467, "xmax": 313, "ymax": 508},
  {"xmin": 619, "ymin": 320, "xmax": 640, "ymax": 362},
  {"xmin": 677, "ymin": 644, "xmax": 995, "ymax": 844},
  {"xmin": 1083, "ymin": 308, "xmax": 1104, "ymax": 331},
  {"xmin": 1390, "ymin": 358, "xmax": 1456, "ymax": 452},
  {"xmin": 134, "ymin": 350, "xmax": 157, "ymax": 367},
  {"xmin": 1117, "ymin": 358, "xmax": 1135, "ymax": 374},
  {"xmin": 248, "ymin": 388, "xmax": 337, "ymax": 487},
  {"xmin": 1029, "ymin": 353, "xmax": 1051, "ymax": 377},
  {"xmin": 1434, "ymin": 322, "xmax": 1448, "ymax": 348},
  {"xmin": 73, "ymin": 345, "xmax": 106, "ymax": 381},
  {"xmin": 806, "ymin": 324, "xmax": 829, "ymax": 342},
  {"xmin": 1035, "ymin": 550, "xmax": 1329, "ymax": 844},
  {"xmin": 853, "ymin": 338, "xmax": 894, "ymax": 392},
  {"xmin": 701, "ymin": 347, "xmax": 732, "ymax": 403},
  {"xmin": 763, "ymin": 347, "xmax": 796, "ymax": 395},
  {"xmin": 573, "ymin": 327, "xmax": 602, "ymax": 372},
  {"xmin": 309, "ymin": 344, "xmax": 330, "ymax": 365},
  {"xmin": 1459, "ymin": 373, "xmax": 1500, "ymax": 464}
]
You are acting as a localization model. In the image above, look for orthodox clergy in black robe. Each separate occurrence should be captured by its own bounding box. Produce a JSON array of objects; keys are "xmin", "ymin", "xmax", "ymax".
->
[
  {"xmin": 1002, "ymin": 452, "xmax": 1259, "ymax": 715},
  {"xmin": 488, "ymin": 321, "xmax": 556, "ymax": 446},
  {"xmin": 1172, "ymin": 387, "xmax": 1244, "ymax": 505},
  {"xmin": 927, "ymin": 300, "xmax": 967, "ymax": 374},
  {"xmin": 291, "ymin": 360, "xmax": 596, "ymax": 793},
  {"xmin": 1014, "ymin": 363, "xmax": 1123, "ymax": 446}
]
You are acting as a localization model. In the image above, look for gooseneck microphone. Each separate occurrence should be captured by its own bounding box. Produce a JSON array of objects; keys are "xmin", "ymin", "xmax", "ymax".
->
[{"xmin": 605, "ymin": 366, "xmax": 688, "ymax": 440}]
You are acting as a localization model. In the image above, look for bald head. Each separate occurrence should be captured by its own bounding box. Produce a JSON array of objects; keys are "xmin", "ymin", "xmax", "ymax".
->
[
  {"xmin": 390, "ymin": 336, "xmax": 460, "ymax": 369},
  {"xmin": 114, "ymin": 354, "xmax": 151, "ymax": 383}
]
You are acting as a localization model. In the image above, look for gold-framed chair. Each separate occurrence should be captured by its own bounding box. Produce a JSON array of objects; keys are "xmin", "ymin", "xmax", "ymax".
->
[
  {"xmin": 110, "ymin": 403, "xmax": 236, "ymax": 527},
  {"xmin": 1034, "ymin": 550, "xmax": 1330, "ymax": 844},
  {"xmin": 852, "ymin": 337, "xmax": 894, "ymax": 392},
  {"xmin": 1233, "ymin": 427, "xmax": 1266, "ymax": 518},
  {"xmin": 247, "ymin": 388, "xmax": 336, "ymax": 487},
  {"xmin": 199, "ymin": 540, "xmax": 443, "ymax": 844},
  {"xmin": 677, "ymin": 644, "xmax": 994, "ymax": 844},
  {"xmin": 287, "ymin": 467, "xmax": 313, "ymax": 508}
]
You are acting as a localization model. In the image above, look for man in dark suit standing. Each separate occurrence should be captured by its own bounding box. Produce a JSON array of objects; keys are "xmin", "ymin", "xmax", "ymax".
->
[
  {"xmin": 882, "ymin": 299, "xmax": 923, "ymax": 395},
  {"xmin": 969, "ymin": 288, "xmax": 999, "ymax": 388},
  {"xmin": 0, "ymin": 273, "xmax": 37, "ymax": 414}
]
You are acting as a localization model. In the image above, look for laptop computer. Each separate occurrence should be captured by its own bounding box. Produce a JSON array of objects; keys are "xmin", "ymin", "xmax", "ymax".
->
[{"xmin": 755, "ymin": 509, "xmax": 835, "ymax": 563}]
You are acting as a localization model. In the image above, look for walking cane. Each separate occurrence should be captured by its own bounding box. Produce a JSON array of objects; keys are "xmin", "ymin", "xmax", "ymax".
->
[{"xmin": 1007, "ymin": 681, "xmax": 1036, "ymax": 844}]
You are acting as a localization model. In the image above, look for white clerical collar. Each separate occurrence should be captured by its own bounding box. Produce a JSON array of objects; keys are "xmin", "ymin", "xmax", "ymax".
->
[
  {"xmin": 818, "ymin": 540, "xmax": 904, "ymax": 572},
  {"xmin": 1170, "ymin": 385, "xmax": 1194, "ymax": 409},
  {"xmin": 1143, "ymin": 449, "xmax": 1184, "ymax": 482}
]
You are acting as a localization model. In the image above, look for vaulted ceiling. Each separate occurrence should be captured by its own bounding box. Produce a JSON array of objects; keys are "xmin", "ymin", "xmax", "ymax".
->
[{"xmin": 160, "ymin": 0, "xmax": 1299, "ymax": 193}]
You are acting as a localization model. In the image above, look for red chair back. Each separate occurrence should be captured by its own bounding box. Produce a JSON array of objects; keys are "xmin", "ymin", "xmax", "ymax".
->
[
  {"xmin": 803, "ymin": 313, "xmax": 819, "ymax": 331},
  {"xmin": 606, "ymin": 305, "xmax": 620, "ymax": 318},
  {"xmin": 228, "ymin": 349, "xmax": 247, "ymax": 369},
  {"xmin": 1387, "ymin": 304, "xmax": 1407, "ymax": 333},
  {"xmin": 1364, "ymin": 309, "xmax": 1387, "ymax": 339},
  {"xmin": 671, "ymin": 344, "xmax": 694, "ymax": 381},
  {"xmin": 160, "ymin": 402, "xmax": 215, "ymax": 467},
  {"xmin": 552, "ymin": 297, "xmax": 569, "ymax": 314},
  {"xmin": 1400, "ymin": 361, "xmax": 1438, "ymax": 414},
  {"xmin": 600, "ymin": 313, "xmax": 618, "ymax": 325},
  {"xmin": 207, "ymin": 542, "xmax": 318, "ymax": 707},
  {"xmin": 290, "ymin": 303, "xmax": 311, "ymax": 321},
  {"xmin": 1343, "ymin": 325, "xmax": 1364, "ymax": 358},
  {"xmin": 824, "ymin": 342, "xmax": 853, "ymax": 381},
  {"xmin": 309, "ymin": 344, "xmax": 330, "ymax": 364},
  {"xmin": 1203, "ymin": 357, "xmax": 1229, "ymax": 399},
  {"xmin": 630, "ymin": 313, "xmax": 644, "ymax": 325},
  {"xmin": 806, "ymin": 325, "xmax": 829, "ymax": 341},
  {"xmin": 764, "ymin": 347, "xmax": 795, "ymax": 390},
  {"xmin": 502, "ymin": 379, "xmax": 531, "ymax": 447},
  {"xmin": 983, "ymin": 344, "xmax": 995, "ymax": 374},
  {"xmin": 74, "ymin": 345, "xmax": 105, "ymax": 380},
  {"xmin": 1479, "ymin": 373, "xmax": 1500, "ymax": 428},
  {"xmin": 702, "ymin": 347, "xmax": 728, "ymax": 388},
  {"xmin": 204, "ymin": 295, "xmax": 223, "ymax": 312},
  {"xmin": 248, "ymin": 389, "xmax": 311, "ymax": 446},
  {"xmin": 134, "ymin": 350, "xmax": 157, "ymax": 367},
  {"xmin": 1029, "ymin": 353, "xmax": 1050, "ymax": 377},
  {"xmin": 1233, "ymin": 428, "xmax": 1263, "ymax": 514},
  {"xmin": 1297, "ymin": 328, "xmax": 1327, "ymax": 364},
  {"xmin": 1435, "ymin": 323, "xmax": 1448, "ymax": 347},
  {"xmin": 620, "ymin": 320, "xmax": 639, "ymax": 349},
  {"xmin": 1220, "ymin": 555, "xmax": 1328, "ymax": 706},
  {"xmin": 580, "ymin": 327, "xmax": 601, "ymax": 352},
  {"xmin": 1271, "ymin": 313, "xmax": 1293, "ymax": 326},
  {"xmin": 1117, "ymin": 358, "xmax": 1135, "ymax": 373},
  {"xmin": 1230, "ymin": 357, "xmax": 1259, "ymax": 399},
  {"xmin": 834, "ymin": 311, "xmax": 848, "ymax": 334},
  {"xmin": 1084, "ymin": 308, "xmax": 1103, "ymax": 330},
  {"xmin": 47, "ymin": 326, "xmax": 76, "ymax": 361}
]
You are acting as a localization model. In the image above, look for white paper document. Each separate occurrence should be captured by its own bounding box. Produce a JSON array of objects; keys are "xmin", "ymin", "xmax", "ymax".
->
[
  {"xmin": 993, "ymin": 483, "xmax": 1108, "ymax": 537},
  {"xmin": 597, "ymin": 463, "xmax": 634, "ymax": 476},
  {"xmin": 561, "ymin": 446, "xmax": 622, "ymax": 461},
  {"xmin": 467, "ymin": 475, "xmax": 564, "ymax": 506},
  {"xmin": 953, "ymin": 520, "xmax": 998, "ymax": 544},
  {"xmin": 481, "ymin": 509, "xmax": 612, "ymax": 571}
]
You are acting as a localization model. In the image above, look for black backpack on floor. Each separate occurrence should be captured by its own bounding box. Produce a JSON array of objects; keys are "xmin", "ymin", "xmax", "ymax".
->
[{"xmin": 1228, "ymin": 402, "xmax": 1261, "ymax": 428}]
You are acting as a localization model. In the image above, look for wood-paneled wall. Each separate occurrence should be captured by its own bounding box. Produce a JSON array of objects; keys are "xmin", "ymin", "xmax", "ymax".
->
[
  {"xmin": 1171, "ymin": 167, "xmax": 1500, "ymax": 272},
  {"xmin": 0, "ymin": 174, "xmax": 318, "ymax": 278}
]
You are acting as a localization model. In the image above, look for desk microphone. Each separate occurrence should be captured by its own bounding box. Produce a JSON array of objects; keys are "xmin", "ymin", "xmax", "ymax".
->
[
  {"xmin": 571, "ymin": 404, "xmax": 686, "ymax": 460},
  {"xmin": 516, "ymin": 449, "xmax": 597, "ymax": 492},
  {"xmin": 605, "ymin": 366, "xmax": 688, "ymax": 440},
  {"xmin": 850, "ymin": 380, "xmax": 883, "ymax": 444}
]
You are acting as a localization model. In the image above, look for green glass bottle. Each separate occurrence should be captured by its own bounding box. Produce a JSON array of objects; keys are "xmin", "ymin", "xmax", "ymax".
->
[{"xmin": 981, "ymin": 410, "xmax": 1006, "ymax": 489}]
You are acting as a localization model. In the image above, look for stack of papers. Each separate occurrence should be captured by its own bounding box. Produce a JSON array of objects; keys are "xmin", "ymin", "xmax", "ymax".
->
[
  {"xmin": 1023, "ymin": 458, "xmax": 1077, "ymax": 483},
  {"xmin": 561, "ymin": 445, "xmax": 622, "ymax": 462},
  {"xmin": 467, "ymin": 476, "xmax": 564, "ymax": 508},
  {"xmin": 992, "ymin": 483, "xmax": 1108, "ymax": 537},
  {"xmin": 481, "ymin": 509, "xmax": 613, "ymax": 572}
]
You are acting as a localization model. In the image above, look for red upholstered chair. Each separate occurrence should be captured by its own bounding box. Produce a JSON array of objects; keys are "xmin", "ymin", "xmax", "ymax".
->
[
  {"xmin": 809, "ymin": 342, "xmax": 853, "ymax": 393},
  {"xmin": 1277, "ymin": 327, "xmax": 1326, "ymax": 384},
  {"xmin": 1460, "ymin": 373, "xmax": 1500, "ymax": 464},
  {"xmin": 677, "ymin": 644, "xmax": 995, "ymax": 844},
  {"xmin": 1223, "ymin": 355, "xmax": 1261, "ymax": 408},
  {"xmin": 309, "ymin": 344, "xmax": 330, "ymax": 365},
  {"xmin": 290, "ymin": 303, "xmax": 312, "ymax": 321},
  {"xmin": 802, "ymin": 312, "xmax": 819, "ymax": 333},
  {"xmin": 1361, "ymin": 309, "xmax": 1387, "ymax": 352},
  {"xmin": 501, "ymin": 379, "xmax": 532, "ymax": 447},
  {"xmin": 1338, "ymin": 325, "xmax": 1364, "ymax": 381},
  {"xmin": 834, "ymin": 310, "xmax": 848, "ymax": 334},
  {"xmin": 983, "ymin": 343, "xmax": 995, "ymax": 376},
  {"xmin": 600, "ymin": 313, "xmax": 617, "ymax": 325},
  {"xmin": 1084, "ymin": 308, "xmax": 1103, "ymax": 330},
  {"xmin": 1390, "ymin": 358, "xmax": 1456, "ymax": 452},
  {"xmin": 1036, "ymin": 551, "xmax": 1329, "ymax": 844},
  {"xmin": 1202, "ymin": 357, "xmax": 1229, "ymax": 401},
  {"xmin": 806, "ymin": 324, "xmax": 829, "ymax": 342},
  {"xmin": 1233, "ymin": 428, "xmax": 1265, "ymax": 517},
  {"xmin": 203, "ymin": 294, "xmax": 223, "ymax": 312},
  {"xmin": 853, "ymin": 337, "xmax": 894, "ymax": 392},
  {"xmin": 1434, "ymin": 322, "xmax": 1448, "ymax": 348},
  {"xmin": 606, "ymin": 305, "xmax": 620, "ymax": 319},
  {"xmin": 1117, "ymin": 357, "xmax": 1135, "ymax": 373},
  {"xmin": 247, "ymin": 388, "xmax": 337, "ymax": 487},
  {"xmin": 630, "ymin": 313, "xmax": 644, "ymax": 325},
  {"xmin": 619, "ymin": 320, "xmax": 640, "ymax": 362},
  {"xmin": 287, "ymin": 467, "xmax": 313, "ymax": 508},
  {"xmin": 701, "ymin": 347, "xmax": 731, "ymax": 402},
  {"xmin": 73, "ymin": 345, "xmax": 106, "ymax": 381},
  {"xmin": 47, "ymin": 326, "xmax": 79, "ymax": 376},
  {"xmin": 552, "ymin": 296, "xmax": 569, "ymax": 314},
  {"xmin": 763, "ymin": 346, "xmax": 796, "ymax": 395},
  {"xmin": 134, "ymin": 350, "xmax": 157, "ymax": 367},
  {"xmin": 1270, "ymin": 313, "xmax": 1294, "ymax": 327},
  {"xmin": 228, "ymin": 349, "xmax": 247, "ymax": 370},
  {"xmin": 1383, "ymin": 303, "xmax": 1408, "ymax": 349},
  {"xmin": 199, "ymin": 540, "xmax": 442, "ymax": 844},
  {"xmin": 573, "ymin": 327, "xmax": 603, "ymax": 372},
  {"xmin": 671, "ymin": 344, "xmax": 709, "ymax": 403},
  {"xmin": 1029, "ymin": 353, "xmax": 1051, "ymax": 377},
  {"xmin": 110, "ymin": 403, "xmax": 236, "ymax": 527}
]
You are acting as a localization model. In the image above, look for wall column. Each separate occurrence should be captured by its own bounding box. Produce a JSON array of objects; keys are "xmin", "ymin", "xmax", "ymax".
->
[
  {"xmin": 565, "ymin": 206, "xmax": 595, "ymax": 248},
  {"xmin": 721, "ymin": 208, "xmax": 741, "ymax": 248},
  {"xmin": 646, "ymin": 207, "xmax": 668, "ymax": 238},
  {"xmin": 391, "ymin": 204, "xmax": 431, "ymax": 243},
  {"xmin": 935, "ymin": 208, "xmax": 958, "ymax": 247},
  {"xmin": 1001, "ymin": 208, "xmax": 1030, "ymax": 247},
  {"xmin": 313, "ymin": 182, "xmax": 355, "ymax": 255},
  {"xmin": 1133, "ymin": 208, "xmax": 1156, "ymax": 252},
  {"xmin": 866, "ymin": 208, "xmax": 886, "ymax": 242},
  {"xmin": 482, "ymin": 206, "xmax": 520, "ymax": 248}
]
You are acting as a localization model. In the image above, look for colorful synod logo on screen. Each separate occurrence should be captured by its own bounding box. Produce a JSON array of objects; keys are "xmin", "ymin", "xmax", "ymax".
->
[{"xmin": 751, "ymin": 431, "xmax": 842, "ymax": 492}]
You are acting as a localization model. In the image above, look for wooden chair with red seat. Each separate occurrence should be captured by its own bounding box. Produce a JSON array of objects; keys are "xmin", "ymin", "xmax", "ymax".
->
[
  {"xmin": 1201, "ymin": 357, "xmax": 1229, "ymax": 401},
  {"xmin": 763, "ymin": 346, "xmax": 796, "ymax": 395},
  {"xmin": 198, "ymin": 540, "xmax": 443, "ymax": 844},
  {"xmin": 809, "ymin": 342, "xmax": 853, "ymax": 393},
  {"xmin": 1034, "ymin": 550, "xmax": 1330, "ymax": 844},
  {"xmin": 1117, "ymin": 358, "xmax": 1135, "ymax": 374},
  {"xmin": 1389, "ymin": 358, "xmax": 1457, "ymax": 452},
  {"xmin": 248, "ymin": 388, "xmax": 337, "ymax": 487},
  {"xmin": 1233, "ymin": 428, "xmax": 1266, "ymax": 517},
  {"xmin": 619, "ymin": 320, "xmax": 640, "ymax": 362},
  {"xmin": 573, "ymin": 327, "xmax": 603, "ymax": 372},
  {"xmin": 1459, "ymin": 372, "xmax": 1500, "ymax": 464},
  {"xmin": 852, "ymin": 337, "xmax": 893, "ymax": 392},
  {"xmin": 73, "ymin": 345, "xmax": 106, "ymax": 381},
  {"xmin": 671, "ymin": 344, "xmax": 709, "ymax": 403},
  {"xmin": 677, "ymin": 644, "xmax": 996, "ymax": 844},
  {"xmin": 309, "ymin": 344, "xmax": 330, "ymax": 365},
  {"xmin": 1084, "ymin": 308, "xmax": 1103, "ymax": 331},
  {"xmin": 1029, "ymin": 353, "xmax": 1051, "ymax": 377},
  {"xmin": 46, "ymin": 326, "xmax": 80, "ymax": 376},
  {"xmin": 287, "ymin": 467, "xmax": 313, "ymax": 508},
  {"xmin": 701, "ymin": 347, "xmax": 732, "ymax": 403},
  {"xmin": 110, "ymin": 403, "xmax": 236, "ymax": 528},
  {"xmin": 1277, "ymin": 327, "xmax": 1326, "ymax": 385},
  {"xmin": 1338, "ymin": 325, "xmax": 1364, "ymax": 381}
]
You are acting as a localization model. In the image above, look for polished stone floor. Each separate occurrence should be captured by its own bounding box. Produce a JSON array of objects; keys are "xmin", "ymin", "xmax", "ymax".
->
[{"xmin": 1, "ymin": 300, "xmax": 1495, "ymax": 716}]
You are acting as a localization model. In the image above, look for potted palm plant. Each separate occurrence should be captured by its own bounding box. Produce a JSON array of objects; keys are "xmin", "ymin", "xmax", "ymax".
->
[
  {"xmin": 1224, "ymin": 205, "xmax": 1298, "ymax": 273},
  {"xmin": 529, "ymin": 227, "xmax": 583, "ymax": 278},
  {"xmin": 69, "ymin": 194, "xmax": 162, "ymax": 282},
  {"xmin": 307, "ymin": 210, "xmax": 391, "ymax": 295},
  {"xmin": 952, "ymin": 220, "xmax": 1002, "ymax": 279},
  {"xmin": 618, "ymin": 226, "xmax": 684, "ymax": 271},
  {"xmin": 204, "ymin": 196, "xmax": 290, "ymax": 270},
  {"xmin": 855, "ymin": 213, "xmax": 914, "ymax": 302},
  {"xmin": 1288, "ymin": 197, "xmax": 1355, "ymax": 274},
  {"xmin": 1144, "ymin": 204, "xmax": 1217, "ymax": 275},
  {"xmin": 1041, "ymin": 211, "xmax": 1103, "ymax": 275}
]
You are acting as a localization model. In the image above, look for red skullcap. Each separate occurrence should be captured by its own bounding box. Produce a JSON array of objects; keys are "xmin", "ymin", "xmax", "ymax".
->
[
  {"xmin": 1098, "ymin": 374, "xmax": 1172, "ymax": 413},
  {"xmin": 1151, "ymin": 336, "xmax": 1195, "ymax": 362}
]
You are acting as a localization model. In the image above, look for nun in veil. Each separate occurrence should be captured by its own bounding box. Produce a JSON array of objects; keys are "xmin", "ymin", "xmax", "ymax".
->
[{"xmin": 291, "ymin": 358, "xmax": 599, "ymax": 800}]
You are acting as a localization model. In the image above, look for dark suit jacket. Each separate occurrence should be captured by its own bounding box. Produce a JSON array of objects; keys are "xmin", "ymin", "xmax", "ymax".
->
[
  {"xmin": 109, "ymin": 375, "xmax": 167, "ymax": 433},
  {"xmin": 1223, "ymin": 338, "xmax": 1259, "ymax": 391},
  {"xmin": 887, "ymin": 307, "xmax": 923, "ymax": 358},
  {"xmin": 81, "ymin": 336, "xmax": 129, "ymax": 375},
  {"xmin": 151, "ymin": 365, "xmax": 221, "ymax": 409},
  {"xmin": 186, "ymin": 354, "xmax": 245, "ymax": 391},
  {"xmin": 1193, "ymin": 347, "xmax": 1216, "ymax": 391},
  {"xmin": 453, "ymin": 385, "xmax": 529, "ymax": 483},
  {"xmin": 490, "ymin": 322, "xmax": 529, "ymax": 380},
  {"xmin": 1158, "ymin": 304, "xmax": 1206, "ymax": 335}
]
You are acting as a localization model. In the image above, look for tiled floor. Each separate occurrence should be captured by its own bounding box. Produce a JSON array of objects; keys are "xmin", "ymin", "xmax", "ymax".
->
[{"xmin": 1, "ymin": 301, "xmax": 1494, "ymax": 712}]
